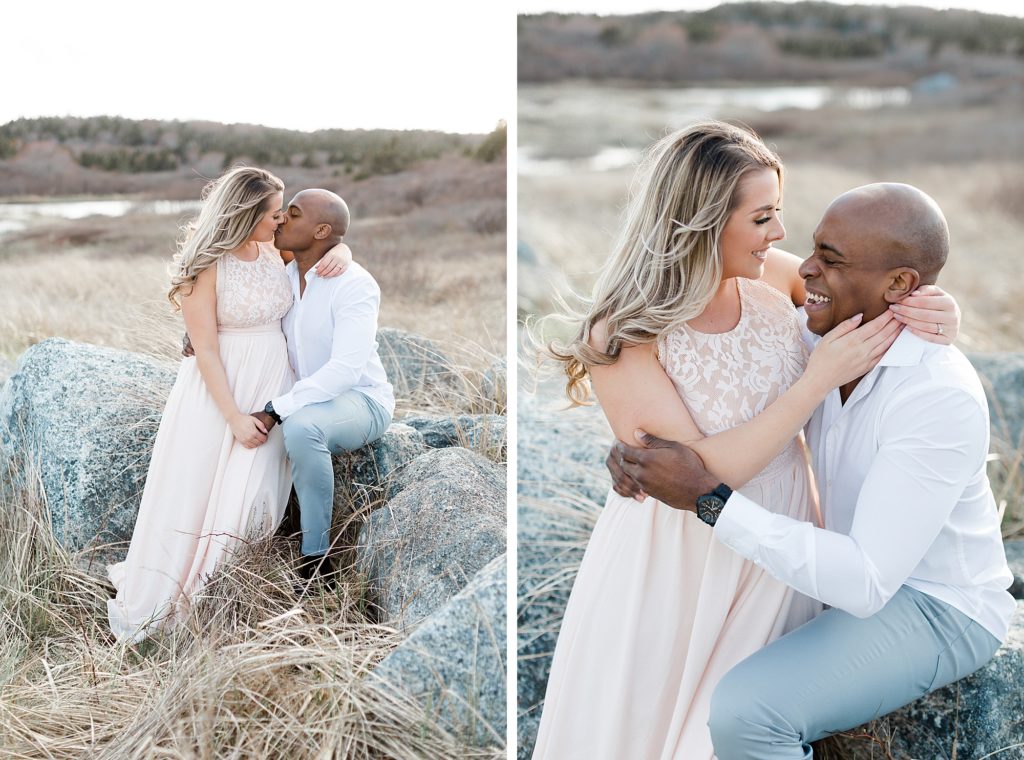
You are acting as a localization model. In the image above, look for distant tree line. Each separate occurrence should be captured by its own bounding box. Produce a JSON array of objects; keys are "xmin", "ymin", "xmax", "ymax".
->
[
  {"xmin": 0, "ymin": 116, "xmax": 505, "ymax": 177},
  {"xmin": 520, "ymin": 2, "xmax": 1024, "ymax": 82}
]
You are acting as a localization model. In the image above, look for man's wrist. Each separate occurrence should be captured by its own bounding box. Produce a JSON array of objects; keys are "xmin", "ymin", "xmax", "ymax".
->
[{"xmin": 264, "ymin": 401, "xmax": 282, "ymax": 425}]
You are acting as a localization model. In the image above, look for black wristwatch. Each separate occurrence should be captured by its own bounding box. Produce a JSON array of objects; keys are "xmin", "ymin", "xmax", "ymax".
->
[
  {"xmin": 264, "ymin": 401, "xmax": 282, "ymax": 425},
  {"xmin": 695, "ymin": 483, "xmax": 733, "ymax": 527}
]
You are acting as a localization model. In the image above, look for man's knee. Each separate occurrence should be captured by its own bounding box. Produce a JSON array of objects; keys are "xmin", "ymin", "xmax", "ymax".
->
[
  {"xmin": 708, "ymin": 666, "xmax": 799, "ymax": 758},
  {"xmin": 281, "ymin": 409, "xmax": 324, "ymax": 454}
]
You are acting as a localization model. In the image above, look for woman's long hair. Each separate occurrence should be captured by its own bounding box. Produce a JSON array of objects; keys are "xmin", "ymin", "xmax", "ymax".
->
[
  {"xmin": 546, "ymin": 121, "xmax": 783, "ymax": 404},
  {"xmin": 167, "ymin": 166, "xmax": 284, "ymax": 309}
]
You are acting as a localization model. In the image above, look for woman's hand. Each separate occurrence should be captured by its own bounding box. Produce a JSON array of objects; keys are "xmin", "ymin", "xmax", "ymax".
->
[
  {"xmin": 230, "ymin": 413, "xmax": 269, "ymax": 448},
  {"xmin": 804, "ymin": 311, "xmax": 903, "ymax": 395},
  {"xmin": 315, "ymin": 243, "xmax": 352, "ymax": 278},
  {"xmin": 888, "ymin": 285, "xmax": 960, "ymax": 344}
]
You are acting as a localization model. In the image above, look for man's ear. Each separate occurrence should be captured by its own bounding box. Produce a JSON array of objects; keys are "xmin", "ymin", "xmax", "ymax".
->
[
  {"xmin": 313, "ymin": 223, "xmax": 332, "ymax": 240},
  {"xmin": 883, "ymin": 267, "xmax": 920, "ymax": 304}
]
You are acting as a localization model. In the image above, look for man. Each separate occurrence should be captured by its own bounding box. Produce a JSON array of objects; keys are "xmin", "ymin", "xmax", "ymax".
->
[
  {"xmin": 254, "ymin": 189, "xmax": 394, "ymax": 581},
  {"xmin": 608, "ymin": 183, "xmax": 1014, "ymax": 759}
]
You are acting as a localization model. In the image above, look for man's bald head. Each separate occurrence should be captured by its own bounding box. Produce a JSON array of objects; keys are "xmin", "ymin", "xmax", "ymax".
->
[
  {"xmin": 827, "ymin": 183, "xmax": 948, "ymax": 285},
  {"xmin": 292, "ymin": 188, "xmax": 350, "ymax": 238}
]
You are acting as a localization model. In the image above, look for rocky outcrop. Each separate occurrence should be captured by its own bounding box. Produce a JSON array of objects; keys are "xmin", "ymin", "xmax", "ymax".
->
[
  {"xmin": 517, "ymin": 393, "xmax": 609, "ymax": 759},
  {"xmin": 1006, "ymin": 539, "xmax": 1024, "ymax": 600},
  {"xmin": 481, "ymin": 359, "xmax": 507, "ymax": 413},
  {"xmin": 376, "ymin": 328, "xmax": 462, "ymax": 404},
  {"xmin": 372, "ymin": 554, "xmax": 506, "ymax": 748},
  {"xmin": 358, "ymin": 447, "xmax": 506, "ymax": 632},
  {"xmin": 401, "ymin": 413, "xmax": 506, "ymax": 460},
  {"xmin": 0, "ymin": 338, "xmax": 176, "ymax": 551},
  {"xmin": 968, "ymin": 352, "xmax": 1024, "ymax": 449}
]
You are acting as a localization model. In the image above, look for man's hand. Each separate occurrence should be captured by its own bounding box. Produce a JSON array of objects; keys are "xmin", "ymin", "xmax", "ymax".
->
[
  {"xmin": 182, "ymin": 333, "xmax": 195, "ymax": 358},
  {"xmin": 251, "ymin": 411, "xmax": 277, "ymax": 434},
  {"xmin": 608, "ymin": 431, "xmax": 720, "ymax": 512}
]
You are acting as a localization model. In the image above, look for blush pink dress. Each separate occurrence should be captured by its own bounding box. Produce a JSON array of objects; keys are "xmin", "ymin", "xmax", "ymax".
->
[
  {"xmin": 108, "ymin": 243, "xmax": 295, "ymax": 642},
  {"xmin": 532, "ymin": 277, "xmax": 822, "ymax": 760}
]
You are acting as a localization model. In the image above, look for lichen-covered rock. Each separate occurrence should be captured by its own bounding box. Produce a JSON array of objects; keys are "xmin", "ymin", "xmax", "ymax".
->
[
  {"xmin": 372, "ymin": 554, "xmax": 506, "ymax": 748},
  {"xmin": 376, "ymin": 327, "xmax": 462, "ymax": 403},
  {"xmin": 968, "ymin": 352, "xmax": 1024, "ymax": 448},
  {"xmin": 0, "ymin": 338, "xmax": 175, "ymax": 552},
  {"xmin": 481, "ymin": 359, "xmax": 507, "ymax": 413},
  {"xmin": 330, "ymin": 423, "xmax": 427, "ymax": 513},
  {"xmin": 517, "ymin": 392, "xmax": 609, "ymax": 759},
  {"xmin": 358, "ymin": 447, "xmax": 505, "ymax": 631},
  {"xmin": 401, "ymin": 413, "xmax": 506, "ymax": 461}
]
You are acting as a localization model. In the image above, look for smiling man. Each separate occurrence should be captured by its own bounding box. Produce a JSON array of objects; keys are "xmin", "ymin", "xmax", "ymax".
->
[{"xmin": 609, "ymin": 183, "xmax": 1015, "ymax": 759}]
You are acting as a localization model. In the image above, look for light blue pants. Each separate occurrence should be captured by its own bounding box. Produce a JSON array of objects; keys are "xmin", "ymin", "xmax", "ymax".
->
[
  {"xmin": 282, "ymin": 390, "xmax": 391, "ymax": 557},
  {"xmin": 708, "ymin": 586, "xmax": 1000, "ymax": 759}
]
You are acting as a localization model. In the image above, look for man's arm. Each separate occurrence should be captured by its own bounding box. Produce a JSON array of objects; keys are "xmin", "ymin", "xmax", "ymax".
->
[
  {"xmin": 271, "ymin": 278, "xmax": 379, "ymax": 419},
  {"xmin": 616, "ymin": 385, "xmax": 988, "ymax": 618}
]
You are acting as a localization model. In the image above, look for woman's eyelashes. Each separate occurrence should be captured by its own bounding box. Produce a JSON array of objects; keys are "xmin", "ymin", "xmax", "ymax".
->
[{"xmin": 754, "ymin": 208, "xmax": 782, "ymax": 225}]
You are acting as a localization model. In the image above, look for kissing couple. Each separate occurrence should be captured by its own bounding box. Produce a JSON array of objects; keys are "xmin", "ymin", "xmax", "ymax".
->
[{"xmin": 108, "ymin": 166, "xmax": 394, "ymax": 643}]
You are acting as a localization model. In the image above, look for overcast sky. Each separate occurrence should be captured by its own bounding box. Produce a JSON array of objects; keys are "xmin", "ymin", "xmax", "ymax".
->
[
  {"xmin": 518, "ymin": 0, "xmax": 1024, "ymax": 17},
  {"xmin": 2, "ymin": 1, "xmax": 513, "ymax": 134}
]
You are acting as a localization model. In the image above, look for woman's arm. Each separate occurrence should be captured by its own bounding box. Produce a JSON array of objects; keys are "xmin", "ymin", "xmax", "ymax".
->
[
  {"xmin": 180, "ymin": 266, "xmax": 268, "ymax": 449},
  {"xmin": 591, "ymin": 312, "xmax": 901, "ymax": 488},
  {"xmin": 275, "ymin": 243, "xmax": 352, "ymax": 277}
]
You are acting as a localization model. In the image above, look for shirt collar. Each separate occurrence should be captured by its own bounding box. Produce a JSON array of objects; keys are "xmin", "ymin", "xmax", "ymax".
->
[{"xmin": 877, "ymin": 326, "xmax": 929, "ymax": 368}]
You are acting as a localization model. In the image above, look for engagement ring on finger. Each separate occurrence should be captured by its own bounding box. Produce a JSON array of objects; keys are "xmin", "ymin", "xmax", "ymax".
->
[{"xmin": 936, "ymin": 323, "xmax": 943, "ymax": 335}]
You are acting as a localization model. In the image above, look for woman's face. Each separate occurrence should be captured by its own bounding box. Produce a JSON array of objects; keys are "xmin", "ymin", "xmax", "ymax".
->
[
  {"xmin": 719, "ymin": 169, "xmax": 785, "ymax": 280},
  {"xmin": 249, "ymin": 191, "xmax": 285, "ymax": 243}
]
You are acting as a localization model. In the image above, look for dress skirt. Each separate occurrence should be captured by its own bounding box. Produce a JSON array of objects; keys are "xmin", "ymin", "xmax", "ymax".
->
[{"xmin": 108, "ymin": 322, "xmax": 295, "ymax": 642}]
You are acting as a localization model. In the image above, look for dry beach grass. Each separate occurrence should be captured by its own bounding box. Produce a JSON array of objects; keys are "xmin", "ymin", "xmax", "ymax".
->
[{"xmin": 0, "ymin": 458, "xmax": 503, "ymax": 759}]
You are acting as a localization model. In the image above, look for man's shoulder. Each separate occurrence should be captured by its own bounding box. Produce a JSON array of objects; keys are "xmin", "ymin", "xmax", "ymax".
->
[
  {"xmin": 321, "ymin": 262, "xmax": 381, "ymax": 308},
  {"xmin": 884, "ymin": 341, "xmax": 988, "ymax": 415}
]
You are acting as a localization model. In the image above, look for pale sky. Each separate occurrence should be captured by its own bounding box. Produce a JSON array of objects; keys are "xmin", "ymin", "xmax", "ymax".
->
[
  {"xmin": 518, "ymin": 0, "xmax": 1024, "ymax": 17},
  {"xmin": 2, "ymin": 1, "xmax": 514, "ymax": 134}
]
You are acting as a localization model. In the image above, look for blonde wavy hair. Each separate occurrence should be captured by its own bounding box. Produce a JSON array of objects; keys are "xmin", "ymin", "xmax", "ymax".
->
[
  {"xmin": 167, "ymin": 166, "xmax": 284, "ymax": 309},
  {"xmin": 546, "ymin": 121, "xmax": 783, "ymax": 404}
]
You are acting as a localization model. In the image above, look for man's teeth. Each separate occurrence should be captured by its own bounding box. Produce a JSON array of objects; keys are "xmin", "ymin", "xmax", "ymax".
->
[{"xmin": 807, "ymin": 292, "xmax": 831, "ymax": 305}]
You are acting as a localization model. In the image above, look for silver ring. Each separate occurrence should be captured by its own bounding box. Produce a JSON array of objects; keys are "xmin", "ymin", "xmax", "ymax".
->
[{"xmin": 937, "ymin": 323, "xmax": 944, "ymax": 335}]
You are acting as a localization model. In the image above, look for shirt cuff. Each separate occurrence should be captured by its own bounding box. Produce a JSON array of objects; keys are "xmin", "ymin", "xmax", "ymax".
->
[
  {"xmin": 272, "ymin": 392, "xmax": 297, "ymax": 420},
  {"xmin": 713, "ymin": 492, "xmax": 776, "ymax": 561}
]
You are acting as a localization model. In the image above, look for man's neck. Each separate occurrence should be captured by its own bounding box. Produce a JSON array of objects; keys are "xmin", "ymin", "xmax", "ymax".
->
[{"xmin": 292, "ymin": 241, "xmax": 339, "ymax": 280}]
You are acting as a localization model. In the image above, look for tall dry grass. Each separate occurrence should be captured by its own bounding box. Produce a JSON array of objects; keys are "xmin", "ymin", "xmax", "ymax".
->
[{"xmin": 0, "ymin": 454, "xmax": 502, "ymax": 759}]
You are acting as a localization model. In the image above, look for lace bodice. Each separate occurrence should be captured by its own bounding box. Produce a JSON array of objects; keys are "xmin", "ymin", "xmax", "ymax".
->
[
  {"xmin": 658, "ymin": 278, "xmax": 809, "ymax": 483},
  {"xmin": 215, "ymin": 243, "xmax": 293, "ymax": 328}
]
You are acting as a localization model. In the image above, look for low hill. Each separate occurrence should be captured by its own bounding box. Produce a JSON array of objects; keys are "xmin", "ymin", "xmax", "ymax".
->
[
  {"xmin": 0, "ymin": 116, "xmax": 506, "ymax": 198},
  {"xmin": 518, "ymin": 2, "xmax": 1024, "ymax": 85}
]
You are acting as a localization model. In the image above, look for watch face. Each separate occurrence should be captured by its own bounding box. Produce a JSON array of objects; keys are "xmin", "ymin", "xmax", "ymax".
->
[{"xmin": 696, "ymin": 494, "xmax": 724, "ymax": 526}]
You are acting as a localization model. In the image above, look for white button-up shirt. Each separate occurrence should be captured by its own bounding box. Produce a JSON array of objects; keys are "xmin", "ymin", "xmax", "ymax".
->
[
  {"xmin": 715, "ymin": 317, "xmax": 1015, "ymax": 641},
  {"xmin": 272, "ymin": 257, "xmax": 395, "ymax": 420}
]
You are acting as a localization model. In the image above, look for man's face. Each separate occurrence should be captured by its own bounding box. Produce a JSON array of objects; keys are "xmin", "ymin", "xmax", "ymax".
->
[
  {"xmin": 799, "ymin": 202, "xmax": 896, "ymax": 336},
  {"xmin": 273, "ymin": 193, "xmax": 319, "ymax": 252}
]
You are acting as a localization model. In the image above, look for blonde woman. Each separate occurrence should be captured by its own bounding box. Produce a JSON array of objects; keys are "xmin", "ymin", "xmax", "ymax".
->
[
  {"xmin": 107, "ymin": 166, "xmax": 348, "ymax": 642},
  {"xmin": 532, "ymin": 122, "xmax": 961, "ymax": 758}
]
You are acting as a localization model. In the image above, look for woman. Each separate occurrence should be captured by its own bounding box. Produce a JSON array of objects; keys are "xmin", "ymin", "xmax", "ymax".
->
[
  {"xmin": 107, "ymin": 166, "xmax": 349, "ymax": 643},
  {"xmin": 532, "ymin": 122, "xmax": 959, "ymax": 758}
]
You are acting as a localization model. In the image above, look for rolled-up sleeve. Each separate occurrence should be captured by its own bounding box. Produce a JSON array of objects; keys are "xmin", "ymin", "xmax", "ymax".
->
[
  {"xmin": 713, "ymin": 385, "xmax": 987, "ymax": 617},
  {"xmin": 272, "ymin": 279, "xmax": 380, "ymax": 419}
]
